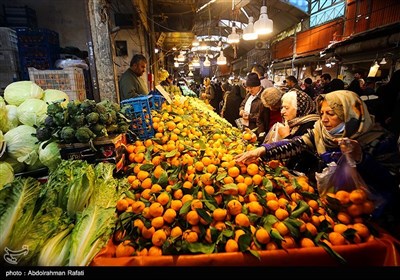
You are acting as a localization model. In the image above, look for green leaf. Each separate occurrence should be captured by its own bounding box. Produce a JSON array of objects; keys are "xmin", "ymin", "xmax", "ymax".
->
[
  {"xmin": 179, "ymin": 200, "xmax": 192, "ymax": 215},
  {"xmin": 186, "ymin": 242, "xmax": 215, "ymax": 254},
  {"xmin": 317, "ymin": 240, "xmax": 347, "ymax": 265},
  {"xmin": 196, "ymin": 208, "xmax": 212, "ymax": 224},
  {"xmin": 248, "ymin": 249, "xmax": 261, "ymax": 260},
  {"xmin": 157, "ymin": 171, "xmax": 169, "ymax": 187},
  {"xmin": 261, "ymin": 214, "xmax": 278, "ymax": 227},
  {"xmin": 164, "ymin": 149, "xmax": 178, "ymax": 158},
  {"xmin": 237, "ymin": 233, "xmax": 252, "ymax": 252},
  {"xmin": 290, "ymin": 200, "xmax": 311, "ymax": 218},
  {"xmin": 216, "ymin": 172, "xmax": 227, "ymax": 182},
  {"xmin": 283, "ymin": 220, "xmax": 300, "ymax": 239},
  {"xmin": 140, "ymin": 163, "xmax": 154, "ymax": 171}
]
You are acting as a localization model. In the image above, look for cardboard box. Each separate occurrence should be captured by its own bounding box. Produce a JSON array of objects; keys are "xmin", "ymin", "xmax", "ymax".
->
[{"xmin": 59, "ymin": 134, "xmax": 127, "ymax": 172}]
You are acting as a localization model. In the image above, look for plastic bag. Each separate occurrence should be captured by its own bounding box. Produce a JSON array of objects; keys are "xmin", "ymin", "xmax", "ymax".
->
[
  {"xmin": 316, "ymin": 138, "xmax": 383, "ymax": 216},
  {"xmin": 263, "ymin": 122, "xmax": 285, "ymax": 144}
]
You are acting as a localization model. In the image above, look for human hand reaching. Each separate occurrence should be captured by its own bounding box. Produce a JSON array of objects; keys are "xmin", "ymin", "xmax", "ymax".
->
[{"xmin": 234, "ymin": 147, "xmax": 265, "ymax": 164}]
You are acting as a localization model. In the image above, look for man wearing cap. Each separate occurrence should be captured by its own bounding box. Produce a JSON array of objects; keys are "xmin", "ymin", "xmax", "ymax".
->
[{"xmin": 239, "ymin": 73, "xmax": 267, "ymax": 141}]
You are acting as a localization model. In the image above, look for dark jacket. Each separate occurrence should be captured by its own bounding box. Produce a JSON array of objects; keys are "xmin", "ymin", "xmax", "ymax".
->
[
  {"xmin": 239, "ymin": 89, "xmax": 265, "ymax": 134},
  {"xmin": 222, "ymin": 85, "xmax": 244, "ymax": 127}
]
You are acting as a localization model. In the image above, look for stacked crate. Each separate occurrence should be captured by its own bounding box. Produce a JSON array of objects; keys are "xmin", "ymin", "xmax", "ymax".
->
[
  {"xmin": 15, "ymin": 27, "xmax": 60, "ymax": 80},
  {"xmin": 28, "ymin": 67, "xmax": 86, "ymax": 101},
  {"xmin": 3, "ymin": 5, "xmax": 38, "ymax": 29},
  {"xmin": 0, "ymin": 27, "xmax": 19, "ymax": 93}
]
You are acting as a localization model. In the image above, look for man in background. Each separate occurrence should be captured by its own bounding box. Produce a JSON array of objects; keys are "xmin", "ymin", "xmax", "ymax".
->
[
  {"xmin": 119, "ymin": 54, "xmax": 149, "ymax": 101},
  {"xmin": 303, "ymin": 77, "xmax": 316, "ymax": 99},
  {"xmin": 285, "ymin": 75, "xmax": 302, "ymax": 92},
  {"xmin": 251, "ymin": 64, "xmax": 273, "ymax": 88}
]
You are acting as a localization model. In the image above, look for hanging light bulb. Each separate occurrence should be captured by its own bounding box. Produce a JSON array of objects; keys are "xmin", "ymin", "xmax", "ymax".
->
[
  {"xmin": 302, "ymin": 65, "xmax": 306, "ymax": 71},
  {"xmin": 217, "ymin": 50, "xmax": 227, "ymax": 65},
  {"xmin": 380, "ymin": 58, "xmax": 387, "ymax": 65},
  {"xmin": 192, "ymin": 54, "xmax": 200, "ymax": 67},
  {"xmin": 243, "ymin": 16, "xmax": 258, "ymax": 41},
  {"xmin": 254, "ymin": 0, "xmax": 273, "ymax": 35},
  {"xmin": 368, "ymin": 61, "xmax": 380, "ymax": 77},
  {"xmin": 177, "ymin": 51, "xmax": 185, "ymax": 62},
  {"xmin": 188, "ymin": 70, "xmax": 194, "ymax": 77},
  {"xmin": 192, "ymin": 36, "xmax": 199, "ymax": 47},
  {"xmin": 227, "ymin": 25, "xmax": 240, "ymax": 44},
  {"xmin": 174, "ymin": 61, "xmax": 179, "ymax": 68}
]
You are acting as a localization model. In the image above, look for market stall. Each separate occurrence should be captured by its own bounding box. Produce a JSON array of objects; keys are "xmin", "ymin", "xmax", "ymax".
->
[{"xmin": 1, "ymin": 81, "xmax": 400, "ymax": 267}]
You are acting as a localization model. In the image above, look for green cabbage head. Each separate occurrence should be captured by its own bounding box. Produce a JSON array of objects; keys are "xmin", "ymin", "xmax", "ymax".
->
[
  {"xmin": 4, "ymin": 81, "xmax": 44, "ymax": 106},
  {"xmin": 17, "ymin": 99, "xmax": 48, "ymax": 127},
  {"xmin": 4, "ymin": 125, "xmax": 40, "ymax": 166}
]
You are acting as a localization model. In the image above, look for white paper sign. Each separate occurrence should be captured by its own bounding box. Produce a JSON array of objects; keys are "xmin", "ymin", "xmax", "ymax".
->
[{"xmin": 155, "ymin": 85, "xmax": 172, "ymax": 104}]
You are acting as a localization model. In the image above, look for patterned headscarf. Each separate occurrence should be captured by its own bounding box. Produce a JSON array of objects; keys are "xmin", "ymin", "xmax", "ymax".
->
[
  {"xmin": 303, "ymin": 90, "xmax": 385, "ymax": 154},
  {"xmin": 282, "ymin": 89, "xmax": 319, "ymax": 134}
]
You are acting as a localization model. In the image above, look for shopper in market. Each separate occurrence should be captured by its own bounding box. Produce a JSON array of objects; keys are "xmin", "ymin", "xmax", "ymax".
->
[
  {"xmin": 257, "ymin": 86, "xmax": 283, "ymax": 140},
  {"xmin": 376, "ymin": 69, "xmax": 400, "ymax": 138},
  {"xmin": 118, "ymin": 54, "xmax": 149, "ymax": 101},
  {"xmin": 201, "ymin": 77, "xmax": 223, "ymax": 113},
  {"xmin": 263, "ymin": 88, "xmax": 320, "ymax": 180},
  {"xmin": 235, "ymin": 90, "xmax": 400, "ymax": 234},
  {"xmin": 160, "ymin": 74, "xmax": 173, "ymax": 87},
  {"xmin": 319, "ymin": 73, "xmax": 332, "ymax": 94},
  {"xmin": 238, "ymin": 73, "xmax": 266, "ymax": 140},
  {"xmin": 285, "ymin": 75, "xmax": 302, "ymax": 92},
  {"xmin": 303, "ymin": 77, "xmax": 317, "ymax": 99},
  {"xmin": 251, "ymin": 64, "xmax": 273, "ymax": 89},
  {"xmin": 221, "ymin": 79, "xmax": 245, "ymax": 128}
]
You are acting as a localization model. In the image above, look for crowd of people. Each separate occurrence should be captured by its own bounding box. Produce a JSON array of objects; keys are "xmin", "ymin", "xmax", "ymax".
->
[{"xmin": 118, "ymin": 54, "xmax": 400, "ymax": 238}]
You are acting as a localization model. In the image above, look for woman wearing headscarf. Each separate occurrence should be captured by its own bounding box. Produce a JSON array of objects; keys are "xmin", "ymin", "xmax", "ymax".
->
[
  {"xmin": 263, "ymin": 88, "xmax": 320, "ymax": 179},
  {"xmin": 235, "ymin": 90, "xmax": 400, "ymax": 235}
]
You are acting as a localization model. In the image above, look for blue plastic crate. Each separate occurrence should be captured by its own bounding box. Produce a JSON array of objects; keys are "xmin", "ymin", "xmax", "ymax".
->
[
  {"xmin": 121, "ymin": 95, "xmax": 154, "ymax": 140},
  {"xmin": 150, "ymin": 94, "xmax": 165, "ymax": 111}
]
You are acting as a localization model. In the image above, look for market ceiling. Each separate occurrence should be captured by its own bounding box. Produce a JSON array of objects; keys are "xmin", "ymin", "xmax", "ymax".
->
[{"xmin": 151, "ymin": 0, "xmax": 308, "ymax": 59}]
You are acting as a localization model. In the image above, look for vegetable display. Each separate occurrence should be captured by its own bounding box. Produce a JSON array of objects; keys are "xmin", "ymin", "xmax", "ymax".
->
[{"xmin": 0, "ymin": 160, "xmax": 130, "ymax": 266}]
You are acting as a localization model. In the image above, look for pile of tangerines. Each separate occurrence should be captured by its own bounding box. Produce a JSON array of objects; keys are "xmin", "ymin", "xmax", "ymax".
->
[{"xmin": 111, "ymin": 97, "xmax": 378, "ymax": 259}]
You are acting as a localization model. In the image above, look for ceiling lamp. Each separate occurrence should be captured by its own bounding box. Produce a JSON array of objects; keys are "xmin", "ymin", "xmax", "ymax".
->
[
  {"xmin": 254, "ymin": 0, "xmax": 273, "ymax": 35},
  {"xmin": 380, "ymin": 58, "xmax": 387, "ymax": 65},
  {"xmin": 243, "ymin": 16, "xmax": 258, "ymax": 41},
  {"xmin": 203, "ymin": 54, "xmax": 211, "ymax": 67},
  {"xmin": 174, "ymin": 61, "xmax": 179, "ymax": 68},
  {"xmin": 188, "ymin": 70, "xmax": 194, "ymax": 77},
  {"xmin": 177, "ymin": 52, "xmax": 185, "ymax": 62},
  {"xmin": 192, "ymin": 55, "xmax": 200, "ymax": 67},
  {"xmin": 227, "ymin": 25, "xmax": 240, "ymax": 44},
  {"xmin": 217, "ymin": 50, "xmax": 227, "ymax": 65},
  {"xmin": 302, "ymin": 65, "xmax": 306, "ymax": 71},
  {"xmin": 192, "ymin": 36, "xmax": 199, "ymax": 47},
  {"xmin": 368, "ymin": 61, "xmax": 380, "ymax": 77}
]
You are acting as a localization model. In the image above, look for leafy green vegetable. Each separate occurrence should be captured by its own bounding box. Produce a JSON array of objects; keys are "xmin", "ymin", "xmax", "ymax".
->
[
  {"xmin": 90, "ymin": 162, "xmax": 130, "ymax": 208},
  {"xmin": 0, "ymin": 177, "xmax": 42, "ymax": 253},
  {"xmin": 0, "ymin": 96, "xmax": 8, "ymax": 133},
  {"xmin": 38, "ymin": 224, "xmax": 74, "ymax": 266},
  {"xmin": 0, "ymin": 161, "xmax": 14, "ymax": 189},
  {"xmin": 68, "ymin": 205, "xmax": 117, "ymax": 266}
]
